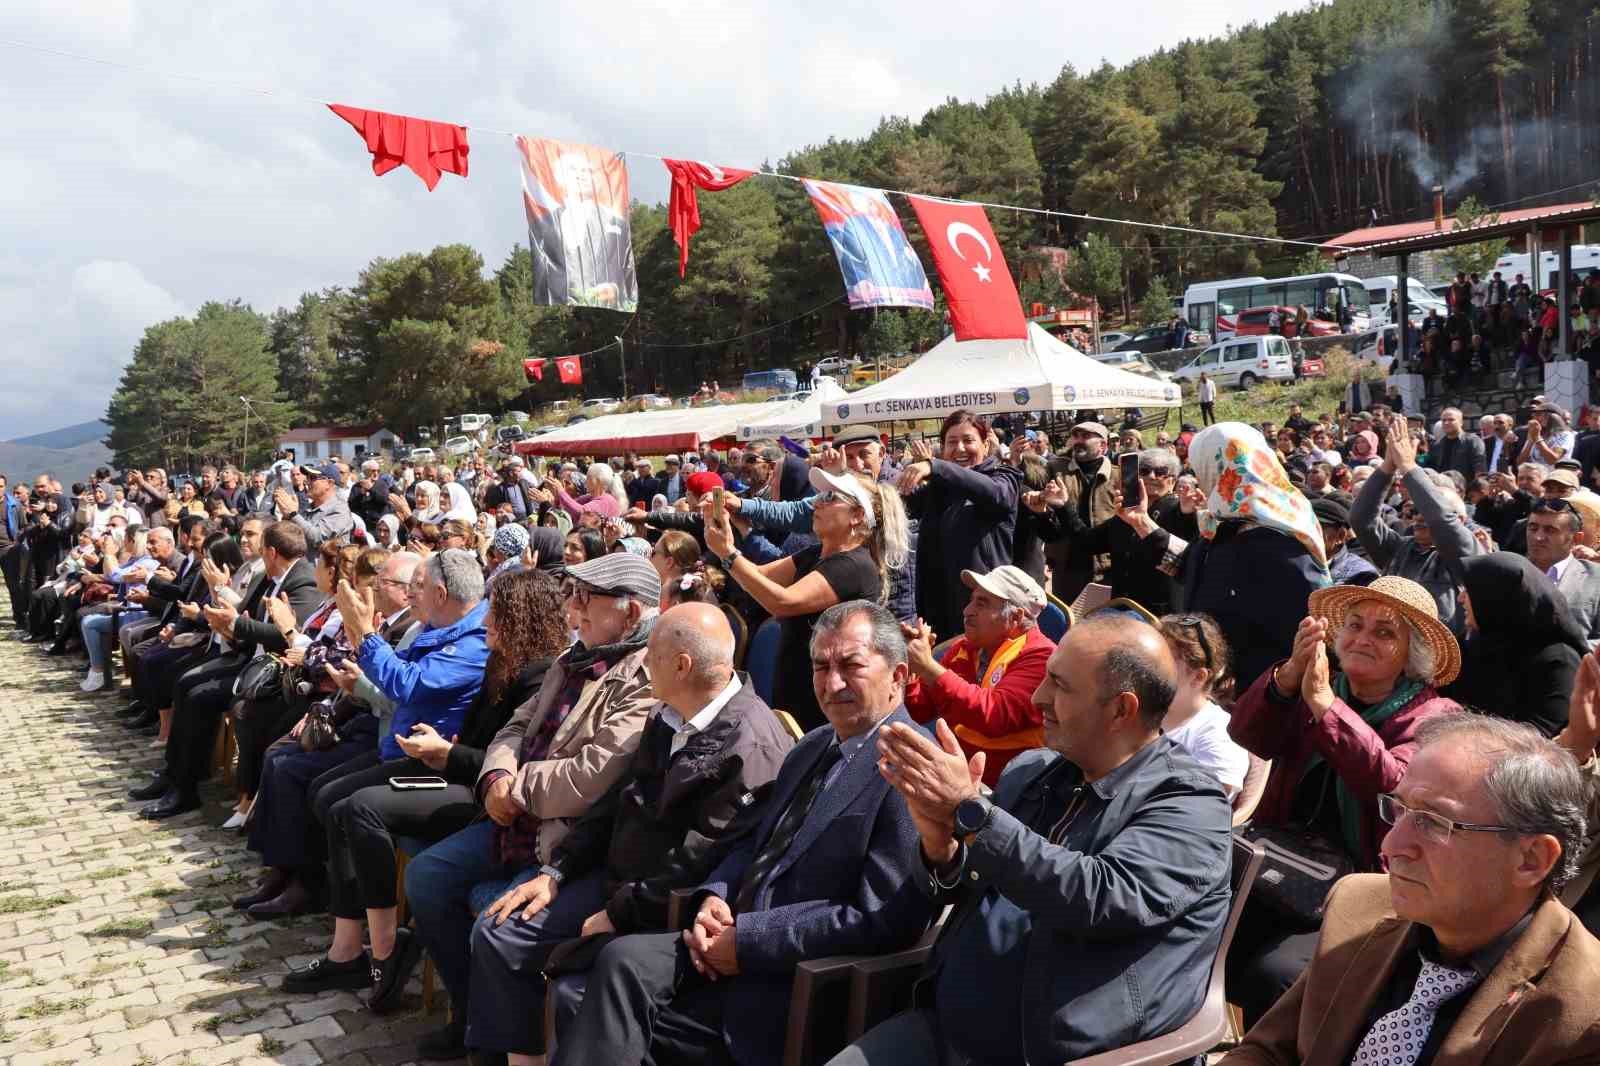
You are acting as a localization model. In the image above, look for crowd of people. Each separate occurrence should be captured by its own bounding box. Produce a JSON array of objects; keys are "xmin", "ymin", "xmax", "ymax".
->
[{"xmin": 4, "ymin": 393, "xmax": 1600, "ymax": 1065}]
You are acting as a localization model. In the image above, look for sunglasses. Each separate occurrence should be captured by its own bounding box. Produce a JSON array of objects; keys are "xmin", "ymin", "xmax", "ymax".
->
[
  {"xmin": 1533, "ymin": 498, "xmax": 1584, "ymax": 530},
  {"xmin": 1172, "ymin": 615, "xmax": 1214, "ymax": 670},
  {"xmin": 813, "ymin": 490, "xmax": 861, "ymax": 508},
  {"xmin": 1137, "ymin": 466, "xmax": 1173, "ymax": 477}
]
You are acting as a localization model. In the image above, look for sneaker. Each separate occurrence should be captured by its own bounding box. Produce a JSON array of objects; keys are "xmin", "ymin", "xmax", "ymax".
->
[
  {"xmin": 80, "ymin": 669, "xmax": 106, "ymax": 693},
  {"xmin": 282, "ymin": 952, "xmax": 371, "ymax": 993}
]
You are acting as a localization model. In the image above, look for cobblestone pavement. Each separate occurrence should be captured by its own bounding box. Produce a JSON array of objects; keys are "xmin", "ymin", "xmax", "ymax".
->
[{"xmin": 0, "ymin": 601, "xmax": 438, "ymax": 1066}]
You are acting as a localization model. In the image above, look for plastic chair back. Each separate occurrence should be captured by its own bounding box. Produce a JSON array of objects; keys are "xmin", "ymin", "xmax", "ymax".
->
[
  {"xmin": 747, "ymin": 618, "xmax": 783, "ymax": 704},
  {"xmin": 1038, "ymin": 602, "xmax": 1070, "ymax": 642}
]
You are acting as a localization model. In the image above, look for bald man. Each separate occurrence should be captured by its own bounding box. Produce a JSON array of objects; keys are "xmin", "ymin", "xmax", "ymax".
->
[
  {"xmin": 466, "ymin": 603, "xmax": 798, "ymax": 1063},
  {"xmin": 846, "ymin": 615, "xmax": 1235, "ymax": 1066}
]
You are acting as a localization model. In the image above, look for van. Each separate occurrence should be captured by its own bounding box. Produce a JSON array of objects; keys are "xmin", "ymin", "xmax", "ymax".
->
[
  {"xmin": 1364, "ymin": 276, "xmax": 1447, "ymax": 323},
  {"xmin": 1171, "ymin": 335, "xmax": 1297, "ymax": 390},
  {"xmin": 458, "ymin": 413, "xmax": 492, "ymax": 433},
  {"xmin": 405, "ymin": 447, "xmax": 436, "ymax": 464},
  {"xmin": 743, "ymin": 369, "xmax": 798, "ymax": 393}
]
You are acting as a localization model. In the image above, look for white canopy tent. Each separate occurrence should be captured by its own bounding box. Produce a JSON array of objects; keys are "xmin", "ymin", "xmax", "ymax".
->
[
  {"xmin": 515, "ymin": 399, "xmax": 790, "ymax": 458},
  {"xmin": 736, "ymin": 378, "xmax": 849, "ymax": 441},
  {"xmin": 819, "ymin": 323, "xmax": 1180, "ymax": 426}
]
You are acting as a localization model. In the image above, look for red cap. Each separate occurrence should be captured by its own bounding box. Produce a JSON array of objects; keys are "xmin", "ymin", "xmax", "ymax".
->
[{"xmin": 686, "ymin": 472, "xmax": 724, "ymax": 497}]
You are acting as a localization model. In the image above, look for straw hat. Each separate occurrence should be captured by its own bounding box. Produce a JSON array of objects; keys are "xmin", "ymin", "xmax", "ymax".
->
[{"xmin": 1306, "ymin": 575, "xmax": 1460, "ymax": 687}]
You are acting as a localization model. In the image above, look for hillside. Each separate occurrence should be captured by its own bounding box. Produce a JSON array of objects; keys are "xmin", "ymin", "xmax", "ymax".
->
[
  {"xmin": 7, "ymin": 420, "xmax": 110, "ymax": 450},
  {"xmin": 0, "ymin": 439, "xmax": 114, "ymax": 485}
]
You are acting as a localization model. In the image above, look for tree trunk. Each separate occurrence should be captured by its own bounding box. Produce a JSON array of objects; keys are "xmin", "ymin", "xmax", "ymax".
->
[{"xmin": 1497, "ymin": 70, "xmax": 1517, "ymax": 202}]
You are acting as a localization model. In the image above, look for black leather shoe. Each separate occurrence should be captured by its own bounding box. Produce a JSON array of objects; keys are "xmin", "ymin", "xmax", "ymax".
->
[
  {"xmin": 124, "ymin": 708, "xmax": 159, "ymax": 730},
  {"xmin": 367, "ymin": 927, "xmax": 423, "ymax": 1014},
  {"xmin": 114, "ymin": 702, "xmax": 148, "ymax": 719},
  {"xmin": 232, "ymin": 870, "xmax": 290, "ymax": 911},
  {"xmin": 417, "ymin": 1015, "xmax": 468, "ymax": 1061},
  {"xmin": 283, "ymin": 952, "xmax": 371, "ymax": 993},
  {"xmin": 246, "ymin": 879, "xmax": 317, "ymax": 920},
  {"xmin": 128, "ymin": 774, "xmax": 171, "ymax": 801},
  {"xmin": 139, "ymin": 790, "xmax": 200, "ymax": 820}
]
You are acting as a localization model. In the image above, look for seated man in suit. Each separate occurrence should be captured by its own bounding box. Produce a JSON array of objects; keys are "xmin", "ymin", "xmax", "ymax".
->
[
  {"xmin": 552, "ymin": 600, "xmax": 935, "ymax": 1066},
  {"xmin": 832, "ymin": 612, "xmax": 1233, "ymax": 1065},
  {"xmin": 1224, "ymin": 713, "xmax": 1600, "ymax": 1065},
  {"xmin": 1525, "ymin": 498, "xmax": 1600, "ymax": 647},
  {"xmin": 471, "ymin": 602, "xmax": 796, "ymax": 1063},
  {"xmin": 116, "ymin": 515, "xmax": 213, "ymax": 725}
]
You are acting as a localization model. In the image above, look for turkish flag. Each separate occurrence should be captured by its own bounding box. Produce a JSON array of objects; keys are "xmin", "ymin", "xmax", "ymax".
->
[
  {"xmin": 556, "ymin": 357, "xmax": 583, "ymax": 385},
  {"xmin": 906, "ymin": 196, "xmax": 1028, "ymax": 341},
  {"xmin": 522, "ymin": 358, "xmax": 545, "ymax": 382},
  {"xmin": 664, "ymin": 159, "xmax": 755, "ymax": 276}
]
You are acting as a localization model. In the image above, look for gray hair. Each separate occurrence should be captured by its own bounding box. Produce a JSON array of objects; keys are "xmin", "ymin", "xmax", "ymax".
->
[
  {"xmin": 147, "ymin": 526, "xmax": 174, "ymax": 546},
  {"xmin": 1414, "ymin": 713, "xmax": 1587, "ymax": 895},
  {"xmin": 810, "ymin": 600, "xmax": 907, "ymax": 668},
  {"xmin": 1401, "ymin": 621, "xmax": 1438, "ymax": 683},
  {"xmin": 1137, "ymin": 448, "xmax": 1180, "ymax": 478},
  {"xmin": 425, "ymin": 548, "xmax": 485, "ymax": 606}
]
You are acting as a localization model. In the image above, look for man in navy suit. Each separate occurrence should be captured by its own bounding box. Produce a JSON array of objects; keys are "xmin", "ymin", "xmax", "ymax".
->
[{"xmin": 552, "ymin": 600, "xmax": 934, "ymax": 1066}]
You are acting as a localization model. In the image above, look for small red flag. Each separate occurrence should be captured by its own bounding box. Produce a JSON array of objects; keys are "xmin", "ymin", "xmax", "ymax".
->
[
  {"xmin": 906, "ymin": 196, "xmax": 1028, "ymax": 341},
  {"xmin": 557, "ymin": 357, "xmax": 583, "ymax": 385},
  {"xmin": 522, "ymin": 358, "xmax": 545, "ymax": 382},
  {"xmin": 328, "ymin": 104, "xmax": 469, "ymax": 191},
  {"xmin": 663, "ymin": 159, "xmax": 755, "ymax": 277}
]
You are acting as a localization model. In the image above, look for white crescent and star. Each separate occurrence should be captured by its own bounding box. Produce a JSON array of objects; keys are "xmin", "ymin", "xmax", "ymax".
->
[
  {"xmin": 702, "ymin": 163, "xmax": 726, "ymax": 182},
  {"xmin": 945, "ymin": 221, "xmax": 994, "ymax": 283}
]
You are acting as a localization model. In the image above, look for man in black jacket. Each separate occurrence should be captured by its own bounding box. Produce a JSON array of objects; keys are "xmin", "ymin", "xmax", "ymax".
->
[
  {"xmin": 131, "ymin": 520, "xmax": 323, "ymax": 819},
  {"xmin": 1431, "ymin": 406, "xmax": 1487, "ymax": 481},
  {"xmin": 465, "ymin": 603, "xmax": 795, "ymax": 1060},
  {"xmin": 843, "ymin": 613, "xmax": 1233, "ymax": 1066},
  {"xmin": 345, "ymin": 458, "xmax": 394, "ymax": 529}
]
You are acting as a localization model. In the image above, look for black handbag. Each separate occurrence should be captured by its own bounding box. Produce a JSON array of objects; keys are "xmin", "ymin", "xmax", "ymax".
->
[
  {"xmin": 232, "ymin": 653, "xmax": 285, "ymax": 702},
  {"xmin": 1234, "ymin": 823, "xmax": 1354, "ymax": 928},
  {"xmin": 299, "ymin": 698, "xmax": 340, "ymax": 752}
]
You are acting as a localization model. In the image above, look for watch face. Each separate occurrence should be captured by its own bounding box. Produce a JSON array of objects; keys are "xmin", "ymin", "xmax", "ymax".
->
[{"xmin": 956, "ymin": 797, "xmax": 988, "ymax": 835}]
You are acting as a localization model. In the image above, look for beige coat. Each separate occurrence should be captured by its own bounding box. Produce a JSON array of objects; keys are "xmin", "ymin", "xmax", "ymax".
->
[{"xmin": 479, "ymin": 644, "xmax": 654, "ymax": 864}]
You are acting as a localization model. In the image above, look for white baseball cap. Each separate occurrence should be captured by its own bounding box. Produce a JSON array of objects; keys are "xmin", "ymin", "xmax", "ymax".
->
[{"xmin": 808, "ymin": 467, "xmax": 875, "ymax": 529}]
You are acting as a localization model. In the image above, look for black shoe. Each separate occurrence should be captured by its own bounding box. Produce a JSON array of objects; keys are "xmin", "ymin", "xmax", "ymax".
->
[
  {"xmin": 232, "ymin": 870, "xmax": 290, "ymax": 911},
  {"xmin": 46, "ymin": 643, "xmax": 70, "ymax": 656},
  {"xmin": 125, "ymin": 708, "xmax": 160, "ymax": 730},
  {"xmin": 115, "ymin": 702, "xmax": 148, "ymax": 719},
  {"xmin": 367, "ymin": 927, "xmax": 423, "ymax": 1015},
  {"xmin": 417, "ymin": 1015, "xmax": 468, "ymax": 1061},
  {"xmin": 283, "ymin": 952, "xmax": 371, "ymax": 993},
  {"xmin": 245, "ymin": 879, "xmax": 318, "ymax": 920},
  {"xmin": 128, "ymin": 774, "xmax": 171, "ymax": 801},
  {"xmin": 139, "ymin": 789, "xmax": 200, "ymax": 820}
]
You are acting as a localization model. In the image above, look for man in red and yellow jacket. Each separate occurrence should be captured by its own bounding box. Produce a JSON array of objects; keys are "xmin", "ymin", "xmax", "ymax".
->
[{"xmin": 903, "ymin": 565, "xmax": 1058, "ymax": 784}]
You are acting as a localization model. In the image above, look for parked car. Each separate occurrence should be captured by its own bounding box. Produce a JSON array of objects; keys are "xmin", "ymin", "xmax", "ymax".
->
[
  {"xmin": 496, "ymin": 425, "xmax": 527, "ymax": 445},
  {"xmin": 744, "ymin": 369, "xmax": 799, "ymax": 393},
  {"xmin": 457, "ymin": 413, "xmax": 492, "ymax": 433},
  {"xmin": 1171, "ymin": 335, "xmax": 1297, "ymax": 389},
  {"xmin": 1293, "ymin": 346, "xmax": 1327, "ymax": 378},
  {"xmin": 405, "ymin": 447, "xmax": 437, "ymax": 464},
  {"xmin": 1094, "ymin": 331, "xmax": 1133, "ymax": 352},
  {"xmin": 1090, "ymin": 350, "xmax": 1174, "ymax": 382},
  {"xmin": 506, "ymin": 411, "xmax": 531, "ymax": 425},
  {"xmin": 634, "ymin": 393, "xmax": 674, "ymax": 409},
  {"xmin": 851, "ymin": 360, "xmax": 903, "ymax": 384},
  {"xmin": 580, "ymin": 398, "xmax": 621, "ymax": 414},
  {"xmin": 1226, "ymin": 306, "xmax": 1342, "ymax": 341},
  {"xmin": 1354, "ymin": 325, "xmax": 1399, "ymax": 374},
  {"xmin": 814, "ymin": 355, "xmax": 857, "ymax": 376},
  {"xmin": 545, "ymin": 399, "xmax": 573, "ymax": 413},
  {"xmin": 1112, "ymin": 326, "xmax": 1179, "ymax": 356},
  {"xmin": 442, "ymin": 435, "xmax": 474, "ymax": 457}
]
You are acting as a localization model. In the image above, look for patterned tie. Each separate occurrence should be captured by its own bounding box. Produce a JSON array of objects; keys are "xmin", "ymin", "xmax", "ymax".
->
[
  {"xmin": 734, "ymin": 742, "xmax": 842, "ymax": 914},
  {"xmin": 1349, "ymin": 958, "xmax": 1480, "ymax": 1066}
]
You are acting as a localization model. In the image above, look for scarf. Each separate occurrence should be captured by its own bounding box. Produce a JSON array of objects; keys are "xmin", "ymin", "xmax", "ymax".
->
[
  {"xmin": 1189, "ymin": 422, "xmax": 1328, "ymax": 571},
  {"xmin": 942, "ymin": 632, "xmax": 1042, "ymax": 751},
  {"xmin": 1306, "ymin": 673, "xmax": 1424, "ymax": 859}
]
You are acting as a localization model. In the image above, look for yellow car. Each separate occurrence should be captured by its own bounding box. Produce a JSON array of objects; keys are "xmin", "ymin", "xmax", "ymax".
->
[{"xmin": 851, "ymin": 360, "xmax": 902, "ymax": 384}]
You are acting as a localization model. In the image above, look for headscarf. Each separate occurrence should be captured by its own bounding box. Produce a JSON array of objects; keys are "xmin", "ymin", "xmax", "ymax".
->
[
  {"xmin": 1188, "ymin": 422, "xmax": 1328, "ymax": 570},
  {"xmin": 1457, "ymin": 552, "xmax": 1588, "ymax": 658},
  {"xmin": 620, "ymin": 537, "xmax": 652, "ymax": 556},
  {"xmin": 443, "ymin": 482, "xmax": 477, "ymax": 523},
  {"xmin": 375, "ymin": 513, "xmax": 401, "ymax": 546},
  {"xmin": 1347, "ymin": 430, "xmax": 1379, "ymax": 464},
  {"xmin": 525, "ymin": 526, "xmax": 567, "ymax": 573},
  {"xmin": 651, "ymin": 493, "xmax": 669, "ymax": 512},
  {"xmin": 413, "ymin": 480, "xmax": 442, "ymax": 521},
  {"xmin": 491, "ymin": 522, "xmax": 530, "ymax": 559}
]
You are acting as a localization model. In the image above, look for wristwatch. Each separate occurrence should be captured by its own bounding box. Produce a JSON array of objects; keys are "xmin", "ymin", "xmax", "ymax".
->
[
  {"xmin": 538, "ymin": 864, "xmax": 565, "ymax": 886},
  {"xmin": 953, "ymin": 796, "xmax": 994, "ymax": 842},
  {"xmin": 720, "ymin": 547, "xmax": 742, "ymax": 569}
]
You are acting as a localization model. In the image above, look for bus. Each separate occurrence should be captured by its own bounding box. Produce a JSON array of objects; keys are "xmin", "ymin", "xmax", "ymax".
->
[
  {"xmin": 1183, "ymin": 271, "xmax": 1371, "ymax": 340},
  {"xmin": 1493, "ymin": 246, "xmax": 1600, "ymax": 292}
]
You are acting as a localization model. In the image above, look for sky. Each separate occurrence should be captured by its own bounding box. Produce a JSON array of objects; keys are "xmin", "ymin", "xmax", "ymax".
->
[{"xmin": 0, "ymin": 0, "xmax": 1310, "ymax": 439}]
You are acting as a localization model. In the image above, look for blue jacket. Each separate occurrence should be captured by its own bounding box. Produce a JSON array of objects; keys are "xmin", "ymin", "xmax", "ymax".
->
[
  {"xmin": 694, "ymin": 706, "xmax": 934, "ymax": 1066},
  {"xmin": 927, "ymin": 740, "xmax": 1232, "ymax": 1065},
  {"xmin": 358, "ymin": 598, "xmax": 490, "ymax": 760}
]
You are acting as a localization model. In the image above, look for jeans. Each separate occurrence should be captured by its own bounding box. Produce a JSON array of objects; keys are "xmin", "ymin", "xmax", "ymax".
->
[
  {"xmin": 84, "ymin": 608, "xmax": 146, "ymax": 670},
  {"xmin": 404, "ymin": 819, "xmax": 534, "ymax": 1013}
]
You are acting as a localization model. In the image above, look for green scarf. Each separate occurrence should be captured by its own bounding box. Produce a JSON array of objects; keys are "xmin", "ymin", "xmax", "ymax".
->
[{"xmin": 1304, "ymin": 673, "xmax": 1424, "ymax": 860}]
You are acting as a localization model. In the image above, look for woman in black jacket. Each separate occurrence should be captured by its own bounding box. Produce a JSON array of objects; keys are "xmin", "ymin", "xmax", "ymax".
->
[
  {"xmin": 898, "ymin": 409, "xmax": 1022, "ymax": 643},
  {"xmin": 278, "ymin": 569, "xmax": 570, "ymax": 1001},
  {"xmin": 1444, "ymin": 551, "xmax": 1586, "ymax": 738}
]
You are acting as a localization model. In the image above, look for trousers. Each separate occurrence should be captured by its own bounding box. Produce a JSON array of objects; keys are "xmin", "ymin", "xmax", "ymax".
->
[
  {"xmin": 320, "ymin": 756, "xmax": 477, "ymax": 919},
  {"xmin": 1226, "ymin": 902, "xmax": 1320, "ymax": 1028},
  {"xmin": 119, "ymin": 616, "xmax": 164, "ymax": 686},
  {"xmin": 246, "ymin": 717, "xmax": 379, "ymax": 872},
  {"xmin": 232, "ymin": 698, "xmax": 305, "ymax": 797},
  {"xmin": 163, "ymin": 654, "xmax": 245, "ymax": 795},
  {"xmin": 84, "ymin": 609, "xmax": 145, "ymax": 670},
  {"xmin": 551, "ymin": 931, "xmax": 731, "ymax": 1066},
  {"xmin": 403, "ymin": 819, "xmax": 532, "ymax": 1013},
  {"xmin": 466, "ymin": 870, "xmax": 608, "ymax": 1054},
  {"xmin": 824, "ymin": 1009, "xmax": 970, "ymax": 1066}
]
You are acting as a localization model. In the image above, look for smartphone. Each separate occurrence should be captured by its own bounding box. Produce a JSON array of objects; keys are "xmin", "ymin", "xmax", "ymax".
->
[
  {"xmin": 389, "ymin": 776, "xmax": 448, "ymax": 791},
  {"xmin": 712, "ymin": 486, "xmax": 727, "ymax": 517},
  {"xmin": 1119, "ymin": 452, "xmax": 1142, "ymax": 504}
]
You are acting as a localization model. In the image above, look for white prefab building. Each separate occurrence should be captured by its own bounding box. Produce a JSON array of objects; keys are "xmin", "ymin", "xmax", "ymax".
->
[{"xmin": 275, "ymin": 424, "xmax": 401, "ymax": 462}]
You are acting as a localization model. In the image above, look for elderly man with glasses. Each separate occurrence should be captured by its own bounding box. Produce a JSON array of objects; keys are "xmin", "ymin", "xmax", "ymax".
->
[
  {"xmin": 1223, "ymin": 713, "xmax": 1600, "ymax": 1065},
  {"xmin": 402, "ymin": 552, "xmax": 660, "ymax": 1061}
]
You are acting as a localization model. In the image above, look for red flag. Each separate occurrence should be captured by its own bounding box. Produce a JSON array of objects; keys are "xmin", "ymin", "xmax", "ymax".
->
[
  {"xmin": 328, "ymin": 104, "xmax": 469, "ymax": 191},
  {"xmin": 556, "ymin": 357, "xmax": 583, "ymax": 385},
  {"xmin": 522, "ymin": 358, "xmax": 545, "ymax": 382},
  {"xmin": 906, "ymin": 196, "xmax": 1028, "ymax": 341},
  {"xmin": 663, "ymin": 159, "xmax": 755, "ymax": 276}
]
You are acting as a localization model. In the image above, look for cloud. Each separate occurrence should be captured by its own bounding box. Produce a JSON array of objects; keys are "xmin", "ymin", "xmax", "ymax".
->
[{"xmin": 0, "ymin": 0, "xmax": 1306, "ymax": 439}]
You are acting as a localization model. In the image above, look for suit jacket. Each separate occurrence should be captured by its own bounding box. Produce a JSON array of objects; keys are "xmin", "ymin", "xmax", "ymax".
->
[
  {"xmin": 150, "ymin": 554, "xmax": 206, "ymax": 627},
  {"xmin": 1432, "ymin": 431, "xmax": 1487, "ymax": 480},
  {"xmin": 695, "ymin": 706, "xmax": 935, "ymax": 1066},
  {"xmin": 1223, "ymin": 875, "xmax": 1600, "ymax": 1066},
  {"xmin": 1556, "ymin": 557, "xmax": 1600, "ymax": 649},
  {"xmin": 230, "ymin": 558, "xmax": 321, "ymax": 658}
]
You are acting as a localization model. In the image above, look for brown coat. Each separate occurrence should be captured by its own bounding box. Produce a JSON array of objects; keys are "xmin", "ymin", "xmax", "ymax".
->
[
  {"xmin": 1223, "ymin": 874, "xmax": 1600, "ymax": 1066},
  {"xmin": 478, "ymin": 645, "xmax": 654, "ymax": 865}
]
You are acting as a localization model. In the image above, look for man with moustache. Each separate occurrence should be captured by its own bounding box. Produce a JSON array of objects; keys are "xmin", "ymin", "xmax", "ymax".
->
[{"xmin": 1044, "ymin": 421, "xmax": 1117, "ymax": 602}]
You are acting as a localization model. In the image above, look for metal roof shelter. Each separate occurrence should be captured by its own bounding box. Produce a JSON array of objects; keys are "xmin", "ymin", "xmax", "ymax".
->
[{"xmin": 1327, "ymin": 198, "xmax": 1600, "ymax": 361}]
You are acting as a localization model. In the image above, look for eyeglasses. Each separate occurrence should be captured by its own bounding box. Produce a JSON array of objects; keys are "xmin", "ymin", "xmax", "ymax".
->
[
  {"xmin": 813, "ymin": 490, "xmax": 861, "ymax": 509},
  {"xmin": 1172, "ymin": 615, "xmax": 1214, "ymax": 670},
  {"xmin": 1377, "ymin": 793, "xmax": 1514, "ymax": 846},
  {"xmin": 1533, "ymin": 498, "xmax": 1584, "ymax": 530},
  {"xmin": 563, "ymin": 582, "xmax": 625, "ymax": 606}
]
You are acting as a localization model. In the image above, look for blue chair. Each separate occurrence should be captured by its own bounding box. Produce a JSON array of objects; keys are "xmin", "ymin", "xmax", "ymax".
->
[
  {"xmin": 746, "ymin": 618, "xmax": 783, "ymax": 705},
  {"xmin": 1037, "ymin": 602, "xmax": 1070, "ymax": 642}
]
